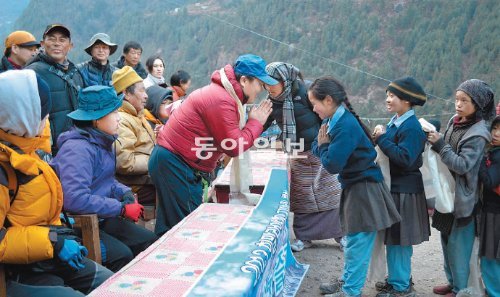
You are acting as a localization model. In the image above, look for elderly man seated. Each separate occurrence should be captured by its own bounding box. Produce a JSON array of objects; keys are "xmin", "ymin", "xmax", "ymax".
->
[{"xmin": 112, "ymin": 66, "xmax": 156, "ymax": 206}]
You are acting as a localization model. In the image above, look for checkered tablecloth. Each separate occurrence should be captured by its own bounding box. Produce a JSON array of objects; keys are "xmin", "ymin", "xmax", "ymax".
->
[
  {"xmin": 90, "ymin": 203, "xmax": 253, "ymax": 297},
  {"xmin": 213, "ymin": 149, "xmax": 288, "ymax": 187}
]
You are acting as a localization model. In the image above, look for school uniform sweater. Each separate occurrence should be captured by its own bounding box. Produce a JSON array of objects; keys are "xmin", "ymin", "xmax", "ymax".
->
[
  {"xmin": 312, "ymin": 107, "xmax": 382, "ymax": 188},
  {"xmin": 376, "ymin": 111, "xmax": 426, "ymax": 193},
  {"xmin": 479, "ymin": 147, "xmax": 500, "ymax": 213}
]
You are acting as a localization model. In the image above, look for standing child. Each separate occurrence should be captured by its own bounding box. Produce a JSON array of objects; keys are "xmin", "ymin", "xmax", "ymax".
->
[
  {"xmin": 478, "ymin": 115, "xmax": 500, "ymax": 297},
  {"xmin": 427, "ymin": 79, "xmax": 495, "ymax": 296},
  {"xmin": 372, "ymin": 77, "xmax": 430, "ymax": 297},
  {"xmin": 310, "ymin": 76, "xmax": 401, "ymax": 297}
]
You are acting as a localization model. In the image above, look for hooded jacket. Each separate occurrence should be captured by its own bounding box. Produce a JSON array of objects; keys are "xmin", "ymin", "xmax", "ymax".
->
[
  {"xmin": 156, "ymin": 64, "xmax": 263, "ymax": 173},
  {"xmin": 0, "ymin": 70, "xmax": 63, "ymax": 264},
  {"xmin": 51, "ymin": 127, "xmax": 129, "ymax": 217},
  {"xmin": 432, "ymin": 117, "xmax": 491, "ymax": 218}
]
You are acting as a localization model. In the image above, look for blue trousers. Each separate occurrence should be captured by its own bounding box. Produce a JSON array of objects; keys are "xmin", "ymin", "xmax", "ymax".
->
[
  {"xmin": 481, "ymin": 257, "xmax": 500, "ymax": 297},
  {"xmin": 386, "ymin": 245, "xmax": 413, "ymax": 291},
  {"xmin": 440, "ymin": 220, "xmax": 475, "ymax": 294},
  {"xmin": 149, "ymin": 146, "xmax": 203, "ymax": 236},
  {"xmin": 342, "ymin": 231, "xmax": 376, "ymax": 297}
]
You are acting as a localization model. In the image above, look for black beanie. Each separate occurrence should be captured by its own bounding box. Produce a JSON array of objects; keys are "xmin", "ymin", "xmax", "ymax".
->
[
  {"xmin": 36, "ymin": 74, "xmax": 51, "ymax": 119},
  {"xmin": 387, "ymin": 76, "xmax": 427, "ymax": 106},
  {"xmin": 145, "ymin": 85, "xmax": 173, "ymax": 120}
]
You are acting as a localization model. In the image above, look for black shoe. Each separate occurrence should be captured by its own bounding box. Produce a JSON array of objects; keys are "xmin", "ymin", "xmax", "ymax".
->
[
  {"xmin": 375, "ymin": 287, "xmax": 416, "ymax": 297},
  {"xmin": 319, "ymin": 279, "xmax": 344, "ymax": 295},
  {"xmin": 376, "ymin": 277, "xmax": 414, "ymax": 292},
  {"xmin": 375, "ymin": 279, "xmax": 393, "ymax": 292}
]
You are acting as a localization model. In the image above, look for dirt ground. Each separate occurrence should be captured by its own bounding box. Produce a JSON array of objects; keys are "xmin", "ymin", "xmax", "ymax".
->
[{"xmin": 290, "ymin": 216, "xmax": 448, "ymax": 297}]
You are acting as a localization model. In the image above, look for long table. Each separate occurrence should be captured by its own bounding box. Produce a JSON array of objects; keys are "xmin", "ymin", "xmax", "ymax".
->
[
  {"xmin": 213, "ymin": 149, "xmax": 289, "ymax": 203},
  {"xmin": 90, "ymin": 169, "xmax": 308, "ymax": 297}
]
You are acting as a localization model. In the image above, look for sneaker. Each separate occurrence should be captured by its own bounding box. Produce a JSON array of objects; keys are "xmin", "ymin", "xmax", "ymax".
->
[
  {"xmin": 375, "ymin": 280, "xmax": 393, "ymax": 292},
  {"xmin": 433, "ymin": 284, "xmax": 453, "ymax": 295},
  {"xmin": 320, "ymin": 279, "xmax": 344, "ymax": 295},
  {"xmin": 290, "ymin": 239, "xmax": 312, "ymax": 252},
  {"xmin": 335, "ymin": 236, "xmax": 346, "ymax": 251},
  {"xmin": 324, "ymin": 292, "xmax": 361, "ymax": 297},
  {"xmin": 376, "ymin": 277, "xmax": 414, "ymax": 292},
  {"xmin": 375, "ymin": 287, "xmax": 416, "ymax": 297}
]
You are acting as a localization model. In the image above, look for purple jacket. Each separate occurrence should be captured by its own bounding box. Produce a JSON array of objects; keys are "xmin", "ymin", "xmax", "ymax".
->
[{"xmin": 51, "ymin": 127, "xmax": 129, "ymax": 217}]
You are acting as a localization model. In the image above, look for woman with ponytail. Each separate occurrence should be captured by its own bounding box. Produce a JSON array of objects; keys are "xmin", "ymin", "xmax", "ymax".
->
[{"xmin": 309, "ymin": 76, "xmax": 401, "ymax": 297}]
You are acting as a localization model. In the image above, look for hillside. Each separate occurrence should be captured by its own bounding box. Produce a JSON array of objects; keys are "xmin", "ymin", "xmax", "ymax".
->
[
  {"xmin": 8, "ymin": 0, "xmax": 500, "ymax": 126},
  {"xmin": 0, "ymin": 0, "xmax": 30, "ymax": 37}
]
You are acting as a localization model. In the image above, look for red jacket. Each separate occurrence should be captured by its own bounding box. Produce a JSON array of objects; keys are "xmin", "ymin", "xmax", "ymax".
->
[{"xmin": 157, "ymin": 64, "xmax": 263, "ymax": 172}]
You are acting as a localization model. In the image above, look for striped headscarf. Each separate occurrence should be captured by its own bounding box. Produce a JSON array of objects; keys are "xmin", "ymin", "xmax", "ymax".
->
[{"xmin": 265, "ymin": 62, "xmax": 301, "ymax": 153}]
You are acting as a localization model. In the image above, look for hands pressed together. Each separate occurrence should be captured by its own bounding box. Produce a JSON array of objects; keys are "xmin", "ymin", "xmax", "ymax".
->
[
  {"xmin": 317, "ymin": 124, "xmax": 330, "ymax": 146},
  {"xmin": 248, "ymin": 99, "xmax": 273, "ymax": 125}
]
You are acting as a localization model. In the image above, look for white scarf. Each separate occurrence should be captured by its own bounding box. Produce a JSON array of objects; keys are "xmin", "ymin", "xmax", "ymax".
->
[{"xmin": 219, "ymin": 67, "xmax": 260, "ymax": 205}]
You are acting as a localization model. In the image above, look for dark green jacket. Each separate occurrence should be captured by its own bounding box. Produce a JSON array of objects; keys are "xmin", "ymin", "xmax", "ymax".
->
[
  {"xmin": 25, "ymin": 53, "xmax": 84, "ymax": 155},
  {"xmin": 112, "ymin": 56, "xmax": 147, "ymax": 79},
  {"xmin": 0, "ymin": 56, "xmax": 16, "ymax": 73},
  {"xmin": 265, "ymin": 81, "xmax": 322, "ymax": 151}
]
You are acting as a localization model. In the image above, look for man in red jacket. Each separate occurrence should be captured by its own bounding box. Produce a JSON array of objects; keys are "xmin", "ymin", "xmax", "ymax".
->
[{"xmin": 149, "ymin": 54, "xmax": 277, "ymax": 236}]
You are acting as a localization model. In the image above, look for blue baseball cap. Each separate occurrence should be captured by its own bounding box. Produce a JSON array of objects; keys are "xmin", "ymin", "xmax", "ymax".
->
[
  {"xmin": 234, "ymin": 54, "xmax": 278, "ymax": 86},
  {"xmin": 68, "ymin": 86, "xmax": 123, "ymax": 121}
]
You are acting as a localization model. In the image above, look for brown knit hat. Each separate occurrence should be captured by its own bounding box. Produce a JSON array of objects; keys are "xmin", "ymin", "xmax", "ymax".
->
[
  {"xmin": 387, "ymin": 76, "xmax": 427, "ymax": 106},
  {"xmin": 112, "ymin": 66, "xmax": 142, "ymax": 94}
]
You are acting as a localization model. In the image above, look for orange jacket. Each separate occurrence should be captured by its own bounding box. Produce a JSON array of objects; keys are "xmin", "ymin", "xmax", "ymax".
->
[{"xmin": 0, "ymin": 129, "xmax": 63, "ymax": 264}]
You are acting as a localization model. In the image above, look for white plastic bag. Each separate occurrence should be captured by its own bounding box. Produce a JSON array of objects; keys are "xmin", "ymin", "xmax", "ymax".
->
[
  {"xmin": 421, "ymin": 145, "xmax": 455, "ymax": 213},
  {"xmin": 375, "ymin": 146, "xmax": 391, "ymax": 189},
  {"xmin": 367, "ymin": 147, "xmax": 390, "ymax": 282},
  {"xmin": 367, "ymin": 230, "xmax": 387, "ymax": 282},
  {"xmin": 466, "ymin": 237, "xmax": 485, "ymax": 296}
]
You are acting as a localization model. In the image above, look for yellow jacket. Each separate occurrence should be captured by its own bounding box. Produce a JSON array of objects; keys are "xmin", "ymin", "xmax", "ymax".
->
[
  {"xmin": 0, "ymin": 129, "xmax": 63, "ymax": 264},
  {"xmin": 116, "ymin": 101, "xmax": 156, "ymax": 184}
]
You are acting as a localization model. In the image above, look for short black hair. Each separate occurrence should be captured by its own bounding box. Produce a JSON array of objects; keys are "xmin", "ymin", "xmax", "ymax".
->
[
  {"xmin": 123, "ymin": 41, "xmax": 142, "ymax": 54},
  {"xmin": 170, "ymin": 70, "xmax": 191, "ymax": 87},
  {"xmin": 73, "ymin": 120, "xmax": 93, "ymax": 128},
  {"xmin": 125, "ymin": 83, "xmax": 137, "ymax": 95},
  {"xmin": 146, "ymin": 55, "xmax": 164, "ymax": 73}
]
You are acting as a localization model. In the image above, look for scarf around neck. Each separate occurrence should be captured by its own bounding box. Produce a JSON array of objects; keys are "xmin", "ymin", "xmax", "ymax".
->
[
  {"xmin": 219, "ymin": 67, "xmax": 259, "ymax": 205},
  {"xmin": 266, "ymin": 62, "xmax": 300, "ymax": 153}
]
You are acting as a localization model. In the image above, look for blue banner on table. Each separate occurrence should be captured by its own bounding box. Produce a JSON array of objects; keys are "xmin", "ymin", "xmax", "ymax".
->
[{"xmin": 186, "ymin": 169, "xmax": 309, "ymax": 297}]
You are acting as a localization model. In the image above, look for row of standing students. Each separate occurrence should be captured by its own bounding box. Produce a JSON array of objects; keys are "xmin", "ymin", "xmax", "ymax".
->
[{"xmin": 307, "ymin": 76, "xmax": 498, "ymax": 297}]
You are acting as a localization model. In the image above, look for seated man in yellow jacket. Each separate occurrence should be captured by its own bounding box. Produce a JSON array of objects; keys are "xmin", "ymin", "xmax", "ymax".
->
[
  {"xmin": 112, "ymin": 66, "xmax": 156, "ymax": 205},
  {"xmin": 0, "ymin": 70, "xmax": 112, "ymax": 297}
]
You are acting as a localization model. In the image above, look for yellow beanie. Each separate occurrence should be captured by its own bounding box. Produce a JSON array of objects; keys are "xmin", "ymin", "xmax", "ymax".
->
[{"xmin": 112, "ymin": 66, "xmax": 142, "ymax": 94}]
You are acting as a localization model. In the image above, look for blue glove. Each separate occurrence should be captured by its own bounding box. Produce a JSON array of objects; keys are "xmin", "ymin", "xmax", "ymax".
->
[{"xmin": 57, "ymin": 239, "xmax": 88, "ymax": 270}]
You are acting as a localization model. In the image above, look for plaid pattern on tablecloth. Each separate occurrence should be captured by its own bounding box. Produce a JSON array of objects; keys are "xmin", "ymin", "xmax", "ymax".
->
[{"xmin": 89, "ymin": 204, "xmax": 253, "ymax": 297}]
